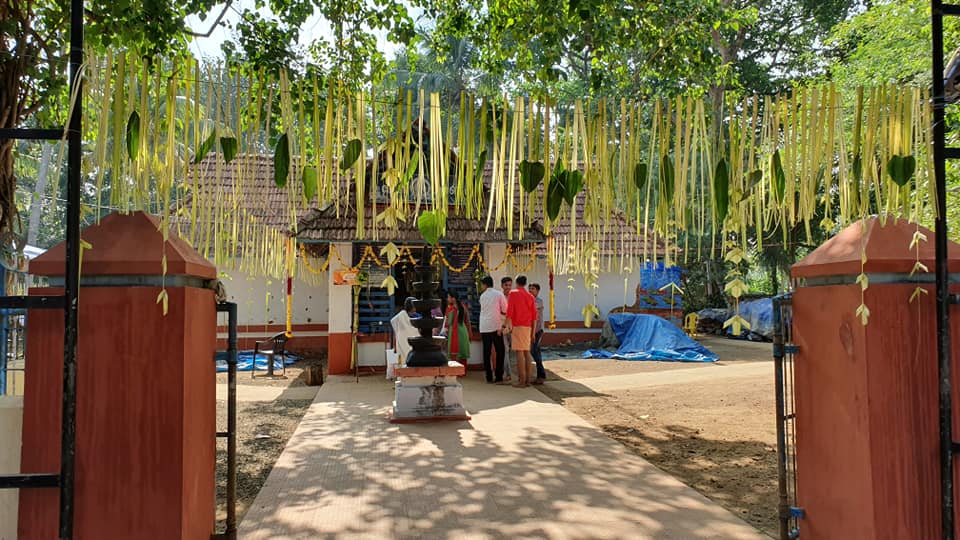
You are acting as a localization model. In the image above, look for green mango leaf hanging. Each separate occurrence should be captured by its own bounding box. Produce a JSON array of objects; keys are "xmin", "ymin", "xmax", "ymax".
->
[
  {"xmin": 519, "ymin": 160, "xmax": 546, "ymax": 193},
  {"xmin": 220, "ymin": 136, "xmax": 238, "ymax": 164},
  {"xmin": 274, "ymin": 133, "xmax": 290, "ymax": 188},
  {"xmin": 771, "ymin": 150, "xmax": 786, "ymax": 204},
  {"xmin": 417, "ymin": 210, "xmax": 442, "ymax": 245},
  {"xmin": 563, "ymin": 170, "xmax": 584, "ymax": 205},
  {"xmin": 302, "ymin": 165, "xmax": 318, "ymax": 200},
  {"xmin": 194, "ymin": 130, "xmax": 217, "ymax": 164},
  {"xmin": 659, "ymin": 155, "xmax": 675, "ymax": 198},
  {"xmin": 126, "ymin": 111, "xmax": 140, "ymax": 161},
  {"xmin": 547, "ymin": 169, "xmax": 566, "ymax": 221},
  {"xmin": 340, "ymin": 138, "xmax": 363, "ymax": 171},
  {"xmin": 633, "ymin": 163, "xmax": 648, "ymax": 191},
  {"xmin": 886, "ymin": 154, "xmax": 916, "ymax": 187},
  {"xmin": 714, "ymin": 158, "xmax": 730, "ymax": 224},
  {"xmin": 402, "ymin": 157, "xmax": 419, "ymax": 188}
]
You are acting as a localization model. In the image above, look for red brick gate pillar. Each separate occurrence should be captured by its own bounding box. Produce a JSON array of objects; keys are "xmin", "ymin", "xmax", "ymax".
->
[
  {"xmin": 18, "ymin": 212, "xmax": 217, "ymax": 540},
  {"xmin": 790, "ymin": 217, "xmax": 960, "ymax": 539}
]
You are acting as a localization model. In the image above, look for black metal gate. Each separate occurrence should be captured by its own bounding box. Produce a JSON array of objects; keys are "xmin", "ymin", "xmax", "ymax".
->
[{"xmin": 774, "ymin": 293, "xmax": 801, "ymax": 540}]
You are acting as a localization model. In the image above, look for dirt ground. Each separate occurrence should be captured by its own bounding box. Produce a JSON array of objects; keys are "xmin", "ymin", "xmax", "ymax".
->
[
  {"xmin": 539, "ymin": 336, "xmax": 778, "ymax": 538},
  {"xmin": 213, "ymin": 357, "xmax": 323, "ymax": 533}
]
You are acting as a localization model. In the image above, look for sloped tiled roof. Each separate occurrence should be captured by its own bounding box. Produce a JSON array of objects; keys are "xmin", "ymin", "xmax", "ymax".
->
[
  {"xmin": 186, "ymin": 153, "xmax": 663, "ymax": 256},
  {"xmin": 296, "ymin": 205, "xmax": 545, "ymax": 243},
  {"xmin": 187, "ymin": 154, "xmax": 314, "ymax": 233},
  {"xmin": 479, "ymin": 161, "xmax": 664, "ymax": 256}
]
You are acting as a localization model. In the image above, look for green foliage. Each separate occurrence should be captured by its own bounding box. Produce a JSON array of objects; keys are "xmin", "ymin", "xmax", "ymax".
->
[{"xmin": 826, "ymin": 0, "xmax": 960, "ymax": 90}]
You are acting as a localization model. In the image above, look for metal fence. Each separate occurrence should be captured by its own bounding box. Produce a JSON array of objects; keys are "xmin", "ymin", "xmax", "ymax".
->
[
  {"xmin": 773, "ymin": 294, "xmax": 800, "ymax": 539},
  {"xmin": 0, "ymin": 308, "xmax": 26, "ymax": 396}
]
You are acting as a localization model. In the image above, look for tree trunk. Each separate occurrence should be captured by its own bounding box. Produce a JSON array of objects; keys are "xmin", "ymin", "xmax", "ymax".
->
[
  {"xmin": 0, "ymin": 139, "xmax": 18, "ymax": 237},
  {"xmin": 27, "ymin": 143, "xmax": 53, "ymax": 247}
]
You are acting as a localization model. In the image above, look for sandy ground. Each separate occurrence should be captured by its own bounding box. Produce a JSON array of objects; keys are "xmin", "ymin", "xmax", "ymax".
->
[{"xmin": 538, "ymin": 336, "xmax": 778, "ymax": 537}]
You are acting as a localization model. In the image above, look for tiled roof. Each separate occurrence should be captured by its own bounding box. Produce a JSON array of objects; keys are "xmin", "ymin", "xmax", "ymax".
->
[
  {"xmin": 296, "ymin": 205, "xmax": 545, "ymax": 243},
  {"xmin": 187, "ymin": 154, "xmax": 663, "ymax": 256},
  {"xmin": 479, "ymin": 161, "xmax": 664, "ymax": 256},
  {"xmin": 187, "ymin": 154, "xmax": 314, "ymax": 233}
]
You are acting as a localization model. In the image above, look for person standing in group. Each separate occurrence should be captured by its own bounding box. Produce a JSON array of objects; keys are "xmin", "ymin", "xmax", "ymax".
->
[
  {"xmin": 504, "ymin": 275, "xmax": 536, "ymax": 388},
  {"xmin": 500, "ymin": 276, "xmax": 514, "ymax": 381},
  {"xmin": 390, "ymin": 297, "xmax": 419, "ymax": 365},
  {"xmin": 478, "ymin": 276, "xmax": 508, "ymax": 383},
  {"xmin": 444, "ymin": 290, "xmax": 471, "ymax": 367},
  {"xmin": 529, "ymin": 283, "xmax": 546, "ymax": 385}
]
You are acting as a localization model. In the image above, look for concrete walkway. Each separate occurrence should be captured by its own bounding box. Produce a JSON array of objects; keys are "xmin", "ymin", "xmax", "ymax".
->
[{"xmin": 238, "ymin": 374, "xmax": 765, "ymax": 540}]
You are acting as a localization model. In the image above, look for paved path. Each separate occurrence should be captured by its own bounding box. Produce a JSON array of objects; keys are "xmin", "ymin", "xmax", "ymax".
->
[
  {"xmin": 543, "ymin": 362, "xmax": 772, "ymax": 394},
  {"xmin": 238, "ymin": 374, "xmax": 765, "ymax": 540}
]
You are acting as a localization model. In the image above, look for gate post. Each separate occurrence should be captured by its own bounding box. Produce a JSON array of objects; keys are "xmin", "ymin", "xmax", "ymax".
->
[
  {"xmin": 790, "ymin": 217, "xmax": 960, "ymax": 539},
  {"xmin": 18, "ymin": 211, "xmax": 218, "ymax": 539}
]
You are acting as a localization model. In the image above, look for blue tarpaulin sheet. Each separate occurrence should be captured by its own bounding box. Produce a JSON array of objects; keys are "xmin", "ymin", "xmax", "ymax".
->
[
  {"xmin": 584, "ymin": 313, "xmax": 718, "ymax": 362},
  {"xmin": 726, "ymin": 297, "xmax": 774, "ymax": 340},
  {"xmin": 215, "ymin": 351, "xmax": 299, "ymax": 373}
]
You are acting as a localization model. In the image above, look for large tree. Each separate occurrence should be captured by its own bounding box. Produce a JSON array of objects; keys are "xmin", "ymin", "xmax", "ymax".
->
[{"xmin": 1, "ymin": 0, "xmax": 420, "ymax": 239}]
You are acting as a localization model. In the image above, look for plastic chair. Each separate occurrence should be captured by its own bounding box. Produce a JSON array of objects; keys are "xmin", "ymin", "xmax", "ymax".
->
[
  {"xmin": 683, "ymin": 313, "xmax": 699, "ymax": 337},
  {"xmin": 253, "ymin": 332, "xmax": 288, "ymax": 379}
]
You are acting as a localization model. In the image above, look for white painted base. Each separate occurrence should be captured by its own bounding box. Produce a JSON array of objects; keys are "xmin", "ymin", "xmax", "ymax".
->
[{"xmin": 392, "ymin": 376, "xmax": 468, "ymax": 420}]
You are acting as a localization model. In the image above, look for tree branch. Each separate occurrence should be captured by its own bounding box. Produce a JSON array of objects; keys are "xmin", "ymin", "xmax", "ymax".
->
[{"xmin": 185, "ymin": 1, "xmax": 233, "ymax": 38}]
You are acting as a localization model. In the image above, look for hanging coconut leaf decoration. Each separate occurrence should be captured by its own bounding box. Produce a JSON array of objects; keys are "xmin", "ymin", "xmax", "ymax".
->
[
  {"xmin": 886, "ymin": 154, "xmax": 917, "ymax": 187},
  {"xmin": 340, "ymin": 138, "xmax": 363, "ymax": 171},
  {"xmin": 714, "ymin": 158, "xmax": 730, "ymax": 224},
  {"xmin": 519, "ymin": 160, "xmax": 546, "ymax": 193},
  {"xmin": 274, "ymin": 133, "xmax": 290, "ymax": 188}
]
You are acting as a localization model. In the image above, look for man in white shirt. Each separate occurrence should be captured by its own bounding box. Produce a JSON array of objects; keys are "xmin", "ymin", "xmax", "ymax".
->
[{"xmin": 478, "ymin": 275, "xmax": 508, "ymax": 383}]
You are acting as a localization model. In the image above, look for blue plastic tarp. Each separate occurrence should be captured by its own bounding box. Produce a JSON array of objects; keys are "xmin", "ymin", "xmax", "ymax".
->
[
  {"xmin": 215, "ymin": 351, "xmax": 299, "ymax": 373},
  {"xmin": 726, "ymin": 297, "xmax": 774, "ymax": 340},
  {"xmin": 584, "ymin": 313, "xmax": 718, "ymax": 362},
  {"xmin": 640, "ymin": 263, "xmax": 682, "ymax": 292}
]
